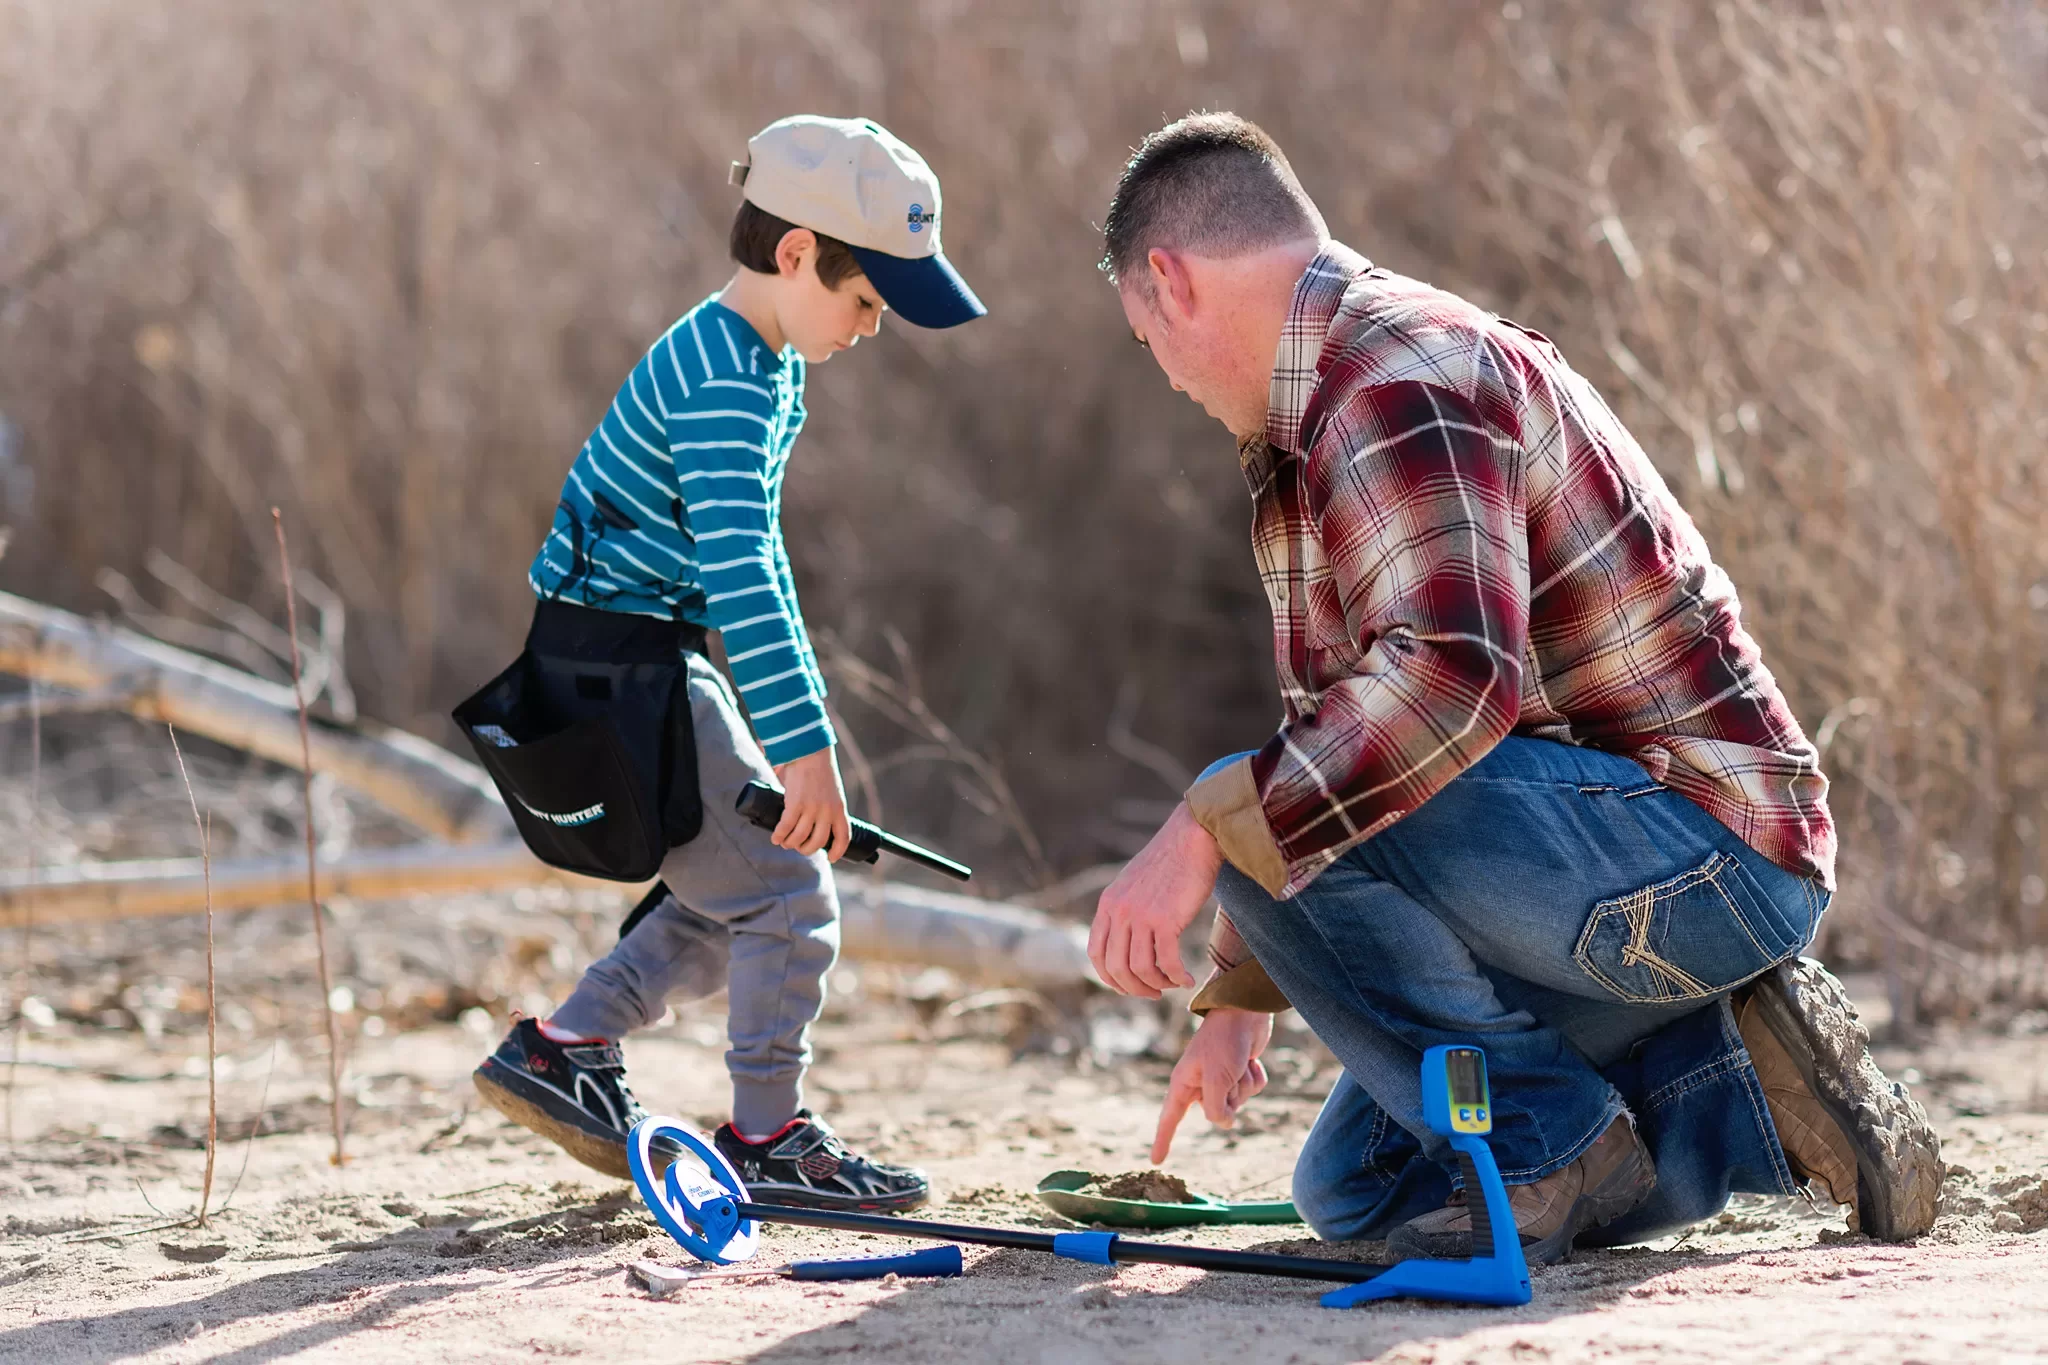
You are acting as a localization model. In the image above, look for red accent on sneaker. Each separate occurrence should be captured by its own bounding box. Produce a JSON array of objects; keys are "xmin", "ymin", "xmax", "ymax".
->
[
  {"xmin": 537, "ymin": 1018, "xmax": 608, "ymax": 1045},
  {"xmin": 798, "ymin": 1151, "xmax": 842, "ymax": 1180},
  {"xmin": 727, "ymin": 1116, "xmax": 806, "ymax": 1147}
]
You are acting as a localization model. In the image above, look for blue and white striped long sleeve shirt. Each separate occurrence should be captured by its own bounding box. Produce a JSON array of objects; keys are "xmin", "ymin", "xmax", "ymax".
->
[{"xmin": 529, "ymin": 297, "xmax": 834, "ymax": 766}]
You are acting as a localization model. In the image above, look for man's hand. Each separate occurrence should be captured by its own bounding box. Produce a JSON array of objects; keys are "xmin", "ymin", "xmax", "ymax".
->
[
  {"xmin": 1088, "ymin": 801, "xmax": 1224, "ymax": 998},
  {"xmin": 770, "ymin": 747, "xmax": 852, "ymax": 861},
  {"xmin": 1152, "ymin": 1007, "xmax": 1273, "ymax": 1164}
]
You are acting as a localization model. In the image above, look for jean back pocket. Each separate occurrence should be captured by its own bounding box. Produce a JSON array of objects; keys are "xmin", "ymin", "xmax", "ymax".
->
[{"xmin": 1574, "ymin": 851, "xmax": 1809, "ymax": 1005}]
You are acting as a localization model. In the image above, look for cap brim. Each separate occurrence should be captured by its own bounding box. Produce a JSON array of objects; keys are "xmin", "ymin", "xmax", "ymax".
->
[{"xmin": 846, "ymin": 245, "xmax": 986, "ymax": 329}]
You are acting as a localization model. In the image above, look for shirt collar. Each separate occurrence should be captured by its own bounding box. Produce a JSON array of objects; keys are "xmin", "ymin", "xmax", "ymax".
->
[
  {"xmin": 1262, "ymin": 241, "xmax": 1374, "ymax": 457},
  {"xmin": 702, "ymin": 298, "xmax": 792, "ymax": 375}
]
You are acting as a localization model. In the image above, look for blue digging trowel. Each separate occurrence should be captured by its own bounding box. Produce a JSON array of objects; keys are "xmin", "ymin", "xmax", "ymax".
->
[{"xmin": 1320, "ymin": 1044, "xmax": 1533, "ymax": 1308}]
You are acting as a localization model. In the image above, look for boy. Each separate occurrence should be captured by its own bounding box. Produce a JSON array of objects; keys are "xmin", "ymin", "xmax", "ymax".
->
[{"xmin": 473, "ymin": 116, "xmax": 984, "ymax": 1211}]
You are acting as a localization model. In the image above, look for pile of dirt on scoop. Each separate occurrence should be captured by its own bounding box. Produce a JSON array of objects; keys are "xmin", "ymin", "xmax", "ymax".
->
[{"xmin": 1078, "ymin": 1170, "xmax": 1198, "ymax": 1203}]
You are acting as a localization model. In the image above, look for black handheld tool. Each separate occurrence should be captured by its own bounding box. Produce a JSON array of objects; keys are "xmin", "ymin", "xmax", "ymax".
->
[{"xmin": 735, "ymin": 782, "xmax": 972, "ymax": 882}]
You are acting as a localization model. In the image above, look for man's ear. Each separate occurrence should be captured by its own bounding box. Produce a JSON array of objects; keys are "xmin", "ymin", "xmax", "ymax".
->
[
  {"xmin": 774, "ymin": 227, "xmax": 818, "ymax": 280},
  {"xmin": 1147, "ymin": 247, "xmax": 1196, "ymax": 327}
]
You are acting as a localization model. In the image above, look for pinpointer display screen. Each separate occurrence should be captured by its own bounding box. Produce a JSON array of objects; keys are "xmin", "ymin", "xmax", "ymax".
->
[{"xmin": 1445, "ymin": 1048, "xmax": 1488, "ymax": 1108}]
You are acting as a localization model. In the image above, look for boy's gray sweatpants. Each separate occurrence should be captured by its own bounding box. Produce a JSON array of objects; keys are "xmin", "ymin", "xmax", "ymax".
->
[{"xmin": 548, "ymin": 652, "xmax": 839, "ymax": 1135}]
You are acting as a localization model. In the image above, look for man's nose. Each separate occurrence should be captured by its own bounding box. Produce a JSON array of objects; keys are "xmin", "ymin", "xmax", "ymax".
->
[{"xmin": 861, "ymin": 310, "xmax": 883, "ymax": 339}]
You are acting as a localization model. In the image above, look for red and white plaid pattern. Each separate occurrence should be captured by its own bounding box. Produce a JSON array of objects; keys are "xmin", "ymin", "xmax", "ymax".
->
[{"xmin": 1230, "ymin": 243, "xmax": 1834, "ymax": 897}]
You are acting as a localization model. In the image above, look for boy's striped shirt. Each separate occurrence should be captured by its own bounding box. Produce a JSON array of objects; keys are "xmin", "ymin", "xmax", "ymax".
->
[{"xmin": 529, "ymin": 298, "xmax": 833, "ymax": 766}]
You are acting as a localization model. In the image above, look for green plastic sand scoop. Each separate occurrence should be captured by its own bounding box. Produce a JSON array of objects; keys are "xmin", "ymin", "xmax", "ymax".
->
[{"xmin": 1034, "ymin": 1170, "xmax": 1301, "ymax": 1229}]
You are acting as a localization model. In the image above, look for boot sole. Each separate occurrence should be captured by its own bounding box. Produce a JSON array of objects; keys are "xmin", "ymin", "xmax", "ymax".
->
[
  {"xmin": 473, "ymin": 1061, "xmax": 640, "ymax": 1181},
  {"xmin": 1746, "ymin": 957, "xmax": 1942, "ymax": 1240}
]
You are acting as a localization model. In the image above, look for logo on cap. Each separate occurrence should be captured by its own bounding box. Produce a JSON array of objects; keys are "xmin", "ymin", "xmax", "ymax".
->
[{"xmin": 906, "ymin": 204, "xmax": 936, "ymax": 234}]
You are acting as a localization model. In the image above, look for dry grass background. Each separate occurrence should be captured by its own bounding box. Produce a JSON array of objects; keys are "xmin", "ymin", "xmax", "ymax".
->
[{"xmin": 2, "ymin": 0, "xmax": 2044, "ymax": 1020}]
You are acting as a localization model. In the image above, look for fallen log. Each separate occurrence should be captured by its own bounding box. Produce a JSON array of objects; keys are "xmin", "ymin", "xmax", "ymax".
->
[
  {"xmin": 0, "ymin": 590, "xmax": 508, "ymax": 843},
  {"xmin": 833, "ymin": 878, "xmax": 1099, "ymax": 990},
  {"xmin": 0, "ymin": 846, "xmax": 1100, "ymax": 990},
  {"xmin": 0, "ymin": 589, "xmax": 1102, "ymax": 990}
]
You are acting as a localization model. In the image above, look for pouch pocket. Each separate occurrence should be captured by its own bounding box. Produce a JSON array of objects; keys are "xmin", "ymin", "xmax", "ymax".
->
[
  {"xmin": 453, "ymin": 643, "xmax": 699, "ymax": 882},
  {"xmin": 470, "ymin": 696, "xmax": 665, "ymax": 880},
  {"xmin": 1573, "ymin": 851, "xmax": 1808, "ymax": 1005}
]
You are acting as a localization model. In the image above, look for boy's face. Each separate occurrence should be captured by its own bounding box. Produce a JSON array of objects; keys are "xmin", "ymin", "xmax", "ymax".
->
[{"xmin": 778, "ymin": 236, "xmax": 886, "ymax": 364}]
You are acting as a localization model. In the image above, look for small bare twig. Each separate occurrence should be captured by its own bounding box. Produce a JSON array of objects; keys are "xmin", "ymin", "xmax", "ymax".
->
[
  {"xmin": 146, "ymin": 551, "xmax": 356, "ymax": 722},
  {"xmin": 214, "ymin": 1029, "xmax": 282, "ymax": 1217},
  {"xmin": 818, "ymin": 630, "xmax": 1052, "ymax": 885},
  {"xmin": 1020, "ymin": 862, "xmax": 1126, "ymax": 915},
  {"xmin": 167, "ymin": 723, "xmax": 219, "ymax": 1226},
  {"xmin": 274, "ymin": 508, "xmax": 347, "ymax": 1166},
  {"xmin": 133, "ymin": 1176, "xmax": 174, "ymax": 1220},
  {"xmin": 417, "ymin": 1107, "xmax": 472, "ymax": 1154},
  {"xmin": 4, "ymin": 677, "xmax": 39, "ymax": 1145},
  {"xmin": 286, "ymin": 568, "xmax": 357, "ymax": 723},
  {"xmin": 1220, "ymin": 1171, "xmax": 1293, "ymax": 1201},
  {"xmin": 92, "ymin": 552, "xmax": 356, "ymax": 725},
  {"xmin": 1107, "ymin": 676, "xmax": 1195, "ymax": 793},
  {"xmin": 146, "ymin": 550, "xmax": 298, "ymax": 667},
  {"xmin": 825, "ymin": 697, "xmax": 884, "ymax": 830},
  {"xmin": 97, "ymin": 567, "xmax": 291, "ymax": 684}
]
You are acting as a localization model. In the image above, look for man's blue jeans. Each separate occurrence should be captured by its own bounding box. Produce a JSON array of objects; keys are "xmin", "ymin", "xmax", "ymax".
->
[{"xmin": 1213, "ymin": 736, "xmax": 1829, "ymax": 1245}]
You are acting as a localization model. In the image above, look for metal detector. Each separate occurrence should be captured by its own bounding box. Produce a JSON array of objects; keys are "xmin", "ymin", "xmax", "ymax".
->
[
  {"xmin": 628, "ymin": 1044, "xmax": 1531, "ymax": 1308},
  {"xmin": 1317, "ymin": 1045, "xmax": 1532, "ymax": 1307}
]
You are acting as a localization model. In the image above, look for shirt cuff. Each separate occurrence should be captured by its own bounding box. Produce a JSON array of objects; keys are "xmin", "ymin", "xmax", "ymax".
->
[
  {"xmin": 758, "ymin": 707, "xmax": 837, "ymax": 767},
  {"xmin": 1185, "ymin": 754, "xmax": 1289, "ymax": 897},
  {"xmin": 1188, "ymin": 960, "xmax": 1292, "ymax": 1016}
]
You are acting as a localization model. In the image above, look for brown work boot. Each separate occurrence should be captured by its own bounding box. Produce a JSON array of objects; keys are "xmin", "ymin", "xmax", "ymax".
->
[
  {"xmin": 1735, "ymin": 987, "xmax": 1859, "ymax": 1206},
  {"xmin": 1733, "ymin": 958, "xmax": 1942, "ymax": 1240},
  {"xmin": 1385, "ymin": 1114, "xmax": 1655, "ymax": 1265}
]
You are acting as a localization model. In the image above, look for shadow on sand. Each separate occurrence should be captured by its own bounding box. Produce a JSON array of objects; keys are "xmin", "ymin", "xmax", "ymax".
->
[
  {"xmin": 736, "ymin": 1235, "xmax": 1765, "ymax": 1365},
  {"xmin": 3, "ymin": 1194, "xmax": 636, "ymax": 1365}
]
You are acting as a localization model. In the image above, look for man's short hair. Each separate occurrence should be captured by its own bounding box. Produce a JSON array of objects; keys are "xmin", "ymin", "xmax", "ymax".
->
[
  {"xmin": 730, "ymin": 199, "xmax": 864, "ymax": 287},
  {"xmin": 1100, "ymin": 112, "xmax": 1326, "ymax": 292}
]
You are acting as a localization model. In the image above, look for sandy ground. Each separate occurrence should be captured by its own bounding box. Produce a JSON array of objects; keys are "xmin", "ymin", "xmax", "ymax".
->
[{"xmin": 4, "ymin": 972, "xmax": 2048, "ymax": 1364}]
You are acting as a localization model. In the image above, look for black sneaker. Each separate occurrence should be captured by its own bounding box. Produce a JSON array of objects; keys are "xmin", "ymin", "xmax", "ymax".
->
[
  {"xmin": 472, "ymin": 1016, "xmax": 678, "ymax": 1180},
  {"xmin": 713, "ymin": 1111, "xmax": 930, "ymax": 1213}
]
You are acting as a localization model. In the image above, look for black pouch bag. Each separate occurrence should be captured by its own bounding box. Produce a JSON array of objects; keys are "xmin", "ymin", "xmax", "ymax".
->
[{"xmin": 453, "ymin": 600, "xmax": 706, "ymax": 882}]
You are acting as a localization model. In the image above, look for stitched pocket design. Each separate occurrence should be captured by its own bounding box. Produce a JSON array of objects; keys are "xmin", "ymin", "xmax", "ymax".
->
[{"xmin": 1574, "ymin": 852, "xmax": 1804, "ymax": 1005}]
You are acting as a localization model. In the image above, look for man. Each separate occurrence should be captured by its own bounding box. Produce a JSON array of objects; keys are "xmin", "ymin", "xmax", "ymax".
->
[{"xmin": 1087, "ymin": 113, "xmax": 1940, "ymax": 1261}]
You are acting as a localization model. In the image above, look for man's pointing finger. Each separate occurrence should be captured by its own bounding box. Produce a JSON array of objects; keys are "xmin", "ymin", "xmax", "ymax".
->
[{"xmin": 1152, "ymin": 1075, "xmax": 1198, "ymax": 1165}]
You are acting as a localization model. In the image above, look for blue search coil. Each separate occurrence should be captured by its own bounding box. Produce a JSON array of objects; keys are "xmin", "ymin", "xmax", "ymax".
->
[{"xmin": 627, "ymin": 1117, "xmax": 759, "ymax": 1265}]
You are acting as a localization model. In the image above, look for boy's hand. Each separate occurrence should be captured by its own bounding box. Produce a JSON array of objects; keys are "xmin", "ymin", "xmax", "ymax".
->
[
  {"xmin": 770, "ymin": 748, "xmax": 852, "ymax": 861},
  {"xmin": 1152, "ymin": 1007, "xmax": 1273, "ymax": 1164}
]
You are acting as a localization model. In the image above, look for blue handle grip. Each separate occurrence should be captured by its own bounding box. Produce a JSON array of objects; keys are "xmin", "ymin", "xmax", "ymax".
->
[{"xmin": 786, "ymin": 1245, "xmax": 965, "ymax": 1281}]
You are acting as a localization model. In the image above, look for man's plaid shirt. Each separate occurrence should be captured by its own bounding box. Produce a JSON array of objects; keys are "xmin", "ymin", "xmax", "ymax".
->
[{"xmin": 1186, "ymin": 243, "xmax": 1835, "ymax": 902}]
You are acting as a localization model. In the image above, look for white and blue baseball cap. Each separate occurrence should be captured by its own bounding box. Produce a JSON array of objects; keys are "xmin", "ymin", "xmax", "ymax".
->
[{"xmin": 731, "ymin": 115, "xmax": 986, "ymax": 329}]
